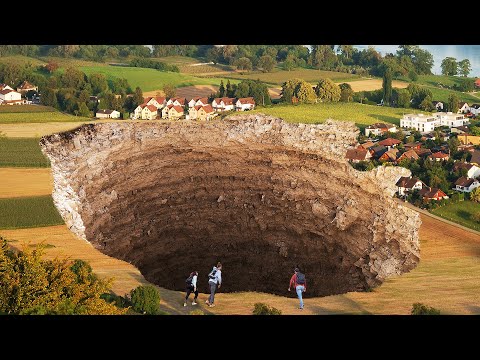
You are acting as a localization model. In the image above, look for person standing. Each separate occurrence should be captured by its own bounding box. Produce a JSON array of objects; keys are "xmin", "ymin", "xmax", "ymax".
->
[
  {"xmin": 184, "ymin": 271, "xmax": 199, "ymax": 307},
  {"xmin": 206, "ymin": 262, "xmax": 222, "ymax": 307},
  {"xmin": 288, "ymin": 267, "xmax": 306, "ymax": 310}
]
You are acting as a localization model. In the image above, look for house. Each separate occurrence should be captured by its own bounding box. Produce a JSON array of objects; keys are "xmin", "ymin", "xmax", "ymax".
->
[
  {"xmin": 433, "ymin": 112, "xmax": 469, "ymax": 128},
  {"xmin": 189, "ymin": 104, "xmax": 215, "ymax": 121},
  {"xmin": 419, "ymin": 187, "xmax": 449, "ymax": 201},
  {"xmin": 16, "ymin": 80, "xmax": 38, "ymax": 94},
  {"xmin": 168, "ymin": 105, "xmax": 184, "ymax": 119},
  {"xmin": 475, "ymin": 79, "xmax": 480, "ymax": 88},
  {"xmin": 378, "ymin": 148, "xmax": 399, "ymax": 162},
  {"xmin": 166, "ymin": 97, "xmax": 186, "ymax": 107},
  {"xmin": 428, "ymin": 151, "xmax": 450, "ymax": 162},
  {"xmin": 188, "ymin": 97, "xmax": 209, "ymax": 108},
  {"xmin": 235, "ymin": 97, "xmax": 256, "ymax": 111},
  {"xmin": 89, "ymin": 96, "xmax": 99, "ymax": 103},
  {"xmin": 414, "ymin": 148, "xmax": 432, "ymax": 158},
  {"xmin": 144, "ymin": 96, "xmax": 166, "ymax": 109},
  {"xmin": 469, "ymin": 149, "xmax": 480, "ymax": 166},
  {"xmin": 458, "ymin": 102, "xmax": 470, "ymax": 114},
  {"xmin": 432, "ymin": 101, "xmax": 444, "ymax": 111},
  {"xmin": 378, "ymin": 138, "xmax": 401, "ymax": 149},
  {"xmin": 0, "ymin": 84, "xmax": 13, "ymax": 91},
  {"xmin": 345, "ymin": 148, "xmax": 371, "ymax": 163},
  {"xmin": 458, "ymin": 134, "xmax": 480, "ymax": 146},
  {"xmin": 96, "ymin": 109, "xmax": 120, "ymax": 119},
  {"xmin": 396, "ymin": 149, "xmax": 419, "ymax": 162},
  {"xmin": 370, "ymin": 145, "xmax": 388, "ymax": 159},
  {"xmin": 469, "ymin": 104, "xmax": 480, "ymax": 116},
  {"xmin": 212, "ymin": 97, "xmax": 235, "ymax": 112},
  {"xmin": 0, "ymin": 89, "xmax": 24, "ymax": 105},
  {"xmin": 451, "ymin": 125, "xmax": 470, "ymax": 135},
  {"xmin": 141, "ymin": 104, "xmax": 158, "ymax": 120},
  {"xmin": 453, "ymin": 162, "xmax": 480, "ymax": 179},
  {"xmin": 396, "ymin": 176, "xmax": 425, "ymax": 196},
  {"xmin": 454, "ymin": 177, "xmax": 480, "ymax": 192},
  {"xmin": 400, "ymin": 113, "xmax": 439, "ymax": 132},
  {"xmin": 458, "ymin": 144, "xmax": 475, "ymax": 153},
  {"xmin": 404, "ymin": 142, "xmax": 422, "ymax": 150},
  {"xmin": 357, "ymin": 141, "xmax": 376, "ymax": 150},
  {"xmin": 364, "ymin": 123, "xmax": 398, "ymax": 137}
]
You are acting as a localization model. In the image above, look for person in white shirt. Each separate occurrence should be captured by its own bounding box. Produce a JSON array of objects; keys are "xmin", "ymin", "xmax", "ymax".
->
[
  {"xmin": 206, "ymin": 262, "xmax": 222, "ymax": 307},
  {"xmin": 184, "ymin": 271, "xmax": 199, "ymax": 307}
]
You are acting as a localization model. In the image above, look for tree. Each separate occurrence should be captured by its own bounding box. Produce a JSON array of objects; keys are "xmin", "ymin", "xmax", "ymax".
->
[
  {"xmin": 89, "ymin": 73, "xmax": 108, "ymax": 95},
  {"xmin": 44, "ymin": 61, "xmax": 59, "ymax": 73},
  {"xmin": 457, "ymin": 78, "xmax": 474, "ymax": 92},
  {"xmin": 225, "ymin": 80, "xmax": 233, "ymax": 97},
  {"xmin": 315, "ymin": 78, "xmax": 340, "ymax": 102},
  {"xmin": 419, "ymin": 96, "xmax": 434, "ymax": 112},
  {"xmin": 61, "ymin": 67, "xmax": 87, "ymax": 89},
  {"xmin": 396, "ymin": 89, "xmax": 411, "ymax": 108},
  {"xmin": 310, "ymin": 45, "xmax": 337, "ymax": 70},
  {"xmin": 234, "ymin": 57, "xmax": 253, "ymax": 71},
  {"xmin": 258, "ymin": 55, "xmax": 275, "ymax": 72},
  {"xmin": 0, "ymin": 240, "xmax": 125, "ymax": 315},
  {"xmin": 447, "ymin": 94, "xmax": 459, "ymax": 113},
  {"xmin": 339, "ymin": 83, "xmax": 354, "ymax": 102},
  {"xmin": 441, "ymin": 57, "xmax": 458, "ymax": 76},
  {"xmin": 297, "ymin": 81, "xmax": 317, "ymax": 103},
  {"xmin": 458, "ymin": 59, "xmax": 471, "ymax": 77},
  {"xmin": 130, "ymin": 285, "xmax": 161, "ymax": 315},
  {"xmin": 283, "ymin": 55, "xmax": 296, "ymax": 71},
  {"xmin": 218, "ymin": 80, "xmax": 225, "ymax": 97},
  {"xmin": 470, "ymin": 126, "xmax": 480, "ymax": 136},
  {"xmin": 40, "ymin": 88, "xmax": 58, "ymax": 108},
  {"xmin": 471, "ymin": 187, "xmax": 480, "ymax": 203},
  {"xmin": 408, "ymin": 70, "xmax": 418, "ymax": 82},
  {"xmin": 448, "ymin": 136, "xmax": 461, "ymax": 156},
  {"xmin": 281, "ymin": 78, "xmax": 314, "ymax": 104},
  {"xmin": 382, "ymin": 67, "xmax": 393, "ymax": 106},
  {"xmin": 162, "ymin": 83, "xmax": 176, "ymax": 98},
  {"xmin": 78, "ymin": 102, "xmax": 90, "ymax": 117}
]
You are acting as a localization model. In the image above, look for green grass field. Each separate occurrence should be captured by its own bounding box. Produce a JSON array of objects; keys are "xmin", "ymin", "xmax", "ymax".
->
[
  {"xmin": 252, "ymin": 102, "xmax": 414, "ymax": 128},
  {"xmin": 0, "ymin": 111, "xmax": 89, "ymax": 124},
  {"xmin": 0, "ymin": 105, "xmax": 57, "ymax": 113},
  {"xmin": 399, "ymin": 74, "xmax": 476, "ymax": 88},
  {"xmin": 426, "ymin": 86, "xmax": 479, "ymax": 104},
  {"xmin": 0, "ymin": 138, "xmax": 50, "ymax": 167},
  {"xmin": 0, "ymin": 55, "xmax": 46, "ymax": 67},
  {"xmin": 431, "ymin": 201, "xmax": 480, "ymax": 232},
  {"xmin": 0, "ymin": 196, "xmax": 64, "ymax": 229},
  {"xmin": 222, "ymin": 68, "xmax": 360, "ymax": 85},
  {"xmin": 79, "ymin": 65, "xmax": 239, "ymax": 92}
]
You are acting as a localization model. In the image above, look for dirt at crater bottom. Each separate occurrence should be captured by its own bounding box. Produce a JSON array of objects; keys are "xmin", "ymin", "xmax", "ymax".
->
[{"xmin": 40, "ymin": 115, "xmax": 420, "ymax": 297}]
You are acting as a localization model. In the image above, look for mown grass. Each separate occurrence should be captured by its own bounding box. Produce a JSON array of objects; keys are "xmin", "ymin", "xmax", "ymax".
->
[
  {"xmin": 252, "ymin": 102, "xmax": 415, "ymax": 129},
  {"xmin": 0, "ymin": 111, "xmax": 90, "ymax": 124},
  {"xmin": 0, "ymin": 55, "xmax": 46, "ymax": 67},
  {"xmin": 432, "ymin": 201, "xmax": 480, "ymax": 232},
  {"xmin": 0, "ymin": 196, "xmax": 64, "ymax": 229},
  {"xmin": 0, "ymin": 105, "xmax": 57, "ymax": 113},
  {"xmin": 426, "ymin": 86, "xmax": 479, "ymax": 104},
  {"xmin": 0, "ymin": 137, "xmax": 50, "ymax": 167},
  {"xmin": 400, "ymin": 74, "xmax": 477, "ymax": 88},
  {"xmin": 79, "ymin": 65, "xmax": 239, "ymax": 92},
  {"xmin": 222, "ymin": 68, "xmax": 360, "ymax": 85}
]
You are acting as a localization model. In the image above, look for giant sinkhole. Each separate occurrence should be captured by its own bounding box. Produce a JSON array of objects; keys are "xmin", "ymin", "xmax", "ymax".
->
[{"xmin": 40, "ymin": 115, "xmax": 420, "ymax": 297}]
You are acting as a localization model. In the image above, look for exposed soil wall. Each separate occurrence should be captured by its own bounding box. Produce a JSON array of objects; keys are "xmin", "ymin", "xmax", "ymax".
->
[{"xmin": 40, "ymin": 115, "xmax": 420, "ymax": 296}]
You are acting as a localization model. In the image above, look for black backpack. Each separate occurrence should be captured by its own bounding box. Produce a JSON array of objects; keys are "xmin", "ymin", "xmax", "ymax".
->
[
  {"xmin": 186, "ymin": 273, "xmax": 194, "ymax": 286},
  {"xmin": 296, "ymin": 272, "xmax": 306, "ymax": 285},
  {"xmin": 208, "ymin": 268, "xmax": 217, "ymax": 280}
]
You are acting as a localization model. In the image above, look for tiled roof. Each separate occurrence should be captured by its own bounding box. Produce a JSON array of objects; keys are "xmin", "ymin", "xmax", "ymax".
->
[
  {"xmin": 345, "ymin": 148, "xmax": 368, "ymax": 161},
  {"xmin": 455, "ymin": 177, "xmax": 474, "ymax": 187}
]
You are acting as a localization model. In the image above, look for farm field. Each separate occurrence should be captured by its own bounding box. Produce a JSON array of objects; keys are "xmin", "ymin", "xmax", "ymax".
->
[
  {"xmin": 79, "ymin": 65, "xmax": 239, "ymax": 92},
  {"xmin": 0, "ymin": 105, "xmax": 57, "ymax": 113},
  {"xmin": 426, "ymin": 86, "xmax": 479, "ymax": 104},
  {"xmin": 0, "ymin": 195, "xmax": 64, "ymax": 229},
  {"xmin": 0, "ymin": 137, "xmax": 50, "ymax": 167},
  {"xmin": 2, "ymin": 211, "xmax": 480, "ymax": 314},
  {"xmin": 432, "ymin": 201, "xmax": 480, "ymax": 232},
  {"xmin": 0, "ymin": 111, "xmax": 89, "ymax": 124},
  {"xmin": 222, "ymin": 68, "xmax": 360, "ymax": 85},
  {"xmin": 345, "ymin": 79, "xmax": 409, "ymax": 92},
  {"xmin": 0, "ymin": 168, "xmax": 52, "ymax": 198},
  {"xmin": 0, "ymin": 122, "xmax": 88, "ymax": 138},
  {"xmin": 252, "ymin": 102, "xmax": 414, "ymax": 128}
]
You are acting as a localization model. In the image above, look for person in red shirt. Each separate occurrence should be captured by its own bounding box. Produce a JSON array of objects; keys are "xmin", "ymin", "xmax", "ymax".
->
[{"xmin": 288, "ymin": 267, "xmax": 306, "ymax": 310}]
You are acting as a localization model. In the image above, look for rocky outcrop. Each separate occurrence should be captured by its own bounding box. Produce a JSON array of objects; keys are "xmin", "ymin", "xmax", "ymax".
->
[{"xmin": 40, "ymin": 114, "xmax": 420, "ymax": 297}]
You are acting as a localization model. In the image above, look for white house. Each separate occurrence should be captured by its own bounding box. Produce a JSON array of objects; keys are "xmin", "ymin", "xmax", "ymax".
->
[
  {"xmin": 166, "ymin": 97, "xmax": 186, "ymax": 107},
  {"xmin": 212, "ymin": 97, "xmax": 235, "ymax": 112},
  {"xmin": 141, "ymin": 105, "xmax": 158, "ymax": 120},
  {"xmin": 235, "ymin": 97, "xmax": 256, "ymax": 111},
  {"xmin": 364, "ymin": 123, "xmax": 398, "ymax": 137},
  {"xmin": 0, "ymin": 89, "xmax": 24, "ymax": 105},
  {"xmin": 96, "ymin": 109, "xmax": 120, "ymax": 119},
  {"xmin": 454, "ymin": 177, "xmax": 480, "ymax": 193},
  {"xmin": 432, "ymin": 101, "xmax": 444, "ymax": 111},
  {"xmin": 458, "ymin": 102, "xmax": 470, "ymax": 114},
  {"xmin": 395, "ymin": 176, "xmax": 425, "ymax": 196},
  {"xmin": 144, "ymin": 96, "xmax": 166, "ymax": 109},
  {"xmin": 400, "ymin": 114, "xmax": 439, "ymax": 132},
  {"xmin": 188, "ymin": 97, "xmax": 209, "ymax": 108},
  {"xmin": 433, "ymin": 112, "xmax": 469, "ymax": 128},
  {"xmin": 0, "ymin": 84, "xmax": 13, "ymax": 91},
  {"xmin": 453, "ymin": 162, "xmax": 480, "ymax": 179},
  {"xmin": 470, "ymin": 104, "xmax": 480, "ymax": 116}
]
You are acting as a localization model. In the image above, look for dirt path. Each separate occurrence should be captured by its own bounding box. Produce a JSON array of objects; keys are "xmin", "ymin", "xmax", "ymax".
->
[{"xmin": 0, "ymin": 168, "xmax": 53, "ymax": 198}]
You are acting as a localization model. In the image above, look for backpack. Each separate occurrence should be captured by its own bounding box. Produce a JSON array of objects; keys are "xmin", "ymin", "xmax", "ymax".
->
[
  {"xmin": 208, "ymin": 268, "xmax": 217, "ymax": 280},
  {"xmin": 296, "ymin": 272, "xmax": 306, "ymax": 285},
  {"xmin": 186, "ymin": 273, "xmax": 194, "ymax": 286}
]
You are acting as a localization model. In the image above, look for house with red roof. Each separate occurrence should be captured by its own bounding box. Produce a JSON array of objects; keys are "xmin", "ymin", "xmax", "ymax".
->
[
  {"xmin": 378, "ymin": 138, "xmax": 401, "ymax": 150},
  {"xmin": 235, "ymin": 97, "xmax": 256, "ymax": 111},
  {"xmin": 212, "ymin": 97, "xmax": 235, "ymax": 112},
  {"xmin": 364, "ymin": 123, "xmax": 398, "ymax": 137},
  {"xmin": 345, "ymin": 148, "xmax": 371, "ymax": 163},
  {"xmin": 454, "ymin": 177, "xmax": 480, "ymax": 193},
  {"xmin": 453, "ymin": 162, "xmax": 480, "ymax": 178},
  {"xmin": 188, "ymin": 104, "xmax": 215, "ymax": 121},
  {"xmin": 418, "ymin": 187, "xmax": 448, "ymax": 201},
  {"xmin": 396, "ymin": 176, "xmax": 426, "ymax": 196},
  {"xmin": 16, "ymin": 80, "xmax": 38, "ymax": 94},
  {"xmin": 428, "ymin": 151, "xmax": 450, "ymax": 162},
  {"xmin": 166, "ymin": 97, "xmax": 186, "ymax": 107},
  {"xmin": 188, "ymin": 97, "xmax": 209, "ymax": 108},
  {"xmin": 144, "ymin": 96, "xmax": 166, "ymax": 109},
  {"xmin": 378, "ymin": 148, "xmax": 399, "ymax": 162},
  {"xmin": 0, "ymin": 88, "xmax": 24, "ymax": 105},
  {"xmin": 396, "ymin": 149, "xmax": 419, "ymax": 163},
  {"xmin": 168, "ymin": 105, "xmax": 184, "ymax": 119},
  {"xmin": 96, "ymin": 109, "xmax": 120, "ymax": 119},
  {"xmin": 0, "ymin": 83, "xmax": 13, "ymax": 92}
]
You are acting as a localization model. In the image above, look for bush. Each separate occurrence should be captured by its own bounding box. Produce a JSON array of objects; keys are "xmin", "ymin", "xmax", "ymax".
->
[
  {"xmin": 189, "ymin": 309, "xmax": 205, "ymax": 315},
  {"xmin": 130, "ymin": 285, "xmax": 161, "ymax": 314},
  {"xmin": 411, "ymin": 303, "xmax": 441, "ymax": 315},
  {"xmin": 471, "ymin": 212, "xmax": 480, "ymax": 223},
  {"xmin": 253, "ymin": 303, "xmax": 282, "ymax": 315}
]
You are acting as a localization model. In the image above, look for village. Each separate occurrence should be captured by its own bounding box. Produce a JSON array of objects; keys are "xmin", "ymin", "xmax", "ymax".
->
[{"xmin": 346, "ymin": 106, "xmax": 480, "ymax": 209}]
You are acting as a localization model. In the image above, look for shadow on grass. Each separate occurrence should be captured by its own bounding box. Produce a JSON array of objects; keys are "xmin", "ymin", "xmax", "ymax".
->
[{"xmin": 307, "ymin": 295, "xmax": 372, "ymax": 315}]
